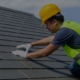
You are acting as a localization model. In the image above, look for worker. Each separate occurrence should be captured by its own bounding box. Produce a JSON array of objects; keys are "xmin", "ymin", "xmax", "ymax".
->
[{"xmin": 12, "ymin": 3, "xmax": 80, "ymax": 77}]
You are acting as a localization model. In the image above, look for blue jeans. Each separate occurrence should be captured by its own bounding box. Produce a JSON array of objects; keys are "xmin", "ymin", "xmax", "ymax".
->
[{"xmin": 69, "ymin": 62, "xmax": 80, "ymax": 77}]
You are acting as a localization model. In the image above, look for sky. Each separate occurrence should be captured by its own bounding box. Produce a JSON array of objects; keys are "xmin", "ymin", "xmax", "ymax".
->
[{"xmin": 0, "ymin": 0, "xmax": 80, "ymax": 23}]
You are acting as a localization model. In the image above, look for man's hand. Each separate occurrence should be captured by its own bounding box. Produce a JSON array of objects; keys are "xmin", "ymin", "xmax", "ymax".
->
[
  {"xmin": 12, "ymin": 50, "xmax": 27, "ymax": 58},
  {"xmin": 16, "ymin": 43, "xmax": 31, "ymax": 53}
]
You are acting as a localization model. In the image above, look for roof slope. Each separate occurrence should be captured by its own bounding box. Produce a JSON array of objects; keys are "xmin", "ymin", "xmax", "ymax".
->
[{"xmin": 0, "ymin": 6, "xmax": 79, "ymax": 80}]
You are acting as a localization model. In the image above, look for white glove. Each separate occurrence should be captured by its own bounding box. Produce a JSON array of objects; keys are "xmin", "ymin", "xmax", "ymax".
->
[
  {"xmin": 12, "ymin": 50, "xmax": 27, "ymax": 58},
  {"xmin": 16, "ymin": 43, "xmax": 31, "ymax": 53}
]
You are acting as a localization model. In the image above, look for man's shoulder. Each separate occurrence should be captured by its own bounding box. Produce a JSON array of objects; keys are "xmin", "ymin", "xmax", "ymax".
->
[
  {"xmin": 59, "ymin": 27, "xmax": 72, "ymax": 31},
  {"xmin": 57, "ymin": 27, "xmax": 72, "ymax": 34},
  {"xmin": 59, "ymin": 27, "xmax": 78, "ymax": 35}
]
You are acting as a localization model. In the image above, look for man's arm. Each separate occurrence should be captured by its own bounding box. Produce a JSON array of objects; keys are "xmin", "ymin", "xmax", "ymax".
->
[
  {"xmin": 26, "ymin": 43, "xmax": 60, "ymax": 58},
  {"xmin": 31, "ymin": 36, "xmax": 54, "ymax": 47}
]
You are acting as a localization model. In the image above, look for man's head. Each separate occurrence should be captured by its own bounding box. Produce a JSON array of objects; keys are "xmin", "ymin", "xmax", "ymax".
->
[
  {"xmin": 39, "ymin": 3, "xmax": 64, "ymax": 33},
  {"xmin": 45, "ymin": 12, "xmax": 64, "ymax": 33}
]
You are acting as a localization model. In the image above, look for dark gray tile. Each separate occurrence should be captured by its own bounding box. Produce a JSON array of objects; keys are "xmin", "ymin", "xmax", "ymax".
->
[
  {"xmin": 0, "ymin": 31, "xmax": 18, "ymax": 36},
  {"xmin": 58, "ymin": 47, "xmax": 63, "ymax": 50},
  {"xmin": 18, "ymin": 79, "xmax": 46, "ymax": 80},
  {"xmin": 0, "ymin": 53, "xmax": 27, "ymax": 60},
  {"xmin": 0, "ymin": 30, "xmax": 45, "ymax": 40},
  {"xmin": 32, "ymin": 57, "xmax": 56, "ymax": 61},
  {"xmin": 21, "ymin": 61, "xmax": 51, "ymax": 69},
  {"xmin": 48, "ymin": 55, "xmax": 74, "ymax": 61},
  {"xmin": 46, "ymin": 69, "xmax": 72, "ymax": 77},
  {"xmin": 0, "ymin": 39, "xmax": 35, "ymax": 47},
  {"xmin": 43, "ymin": 62, "xmax": 71, "ymax": 69},
  {"xmin": 16, "ymin": 33, "xmax": 37, "ymax": 39},
  {"xmin": 0, "ymin": 35, "xmax": 35, "ymax": 42},
  {"xmin": 21, "ymin": 61, "xmax": 71, "ymax": 69},
  {"xmin": 0, "ymin": 27, "xmax": 50, "ymax": 37},
  {"xmin": 0, "ymin": 40, "xmax": 23, "ymax": 46},
  {"xmin": 31, "ymin": 55, "xmax": 74, "ymax": 61},
  {"xmin": 0, "ymin": 27, "xmax": 20, "ymax": 33},
  {"xmin": 0, "ymin": 46, "xmax": 16, "ymax": 52},
  {"xmin": 51, "ymin": 51, "xmax": 66, "ymax": 55},
  {"xmin": 19, "ymin": 69, "xmax": 56, "ymax": 78},
  {"xmin": 0, "ymin": 61, "xmax": 30, "ymax": 69},
  {"xmin": 35, "ymin": 45, "xmax": 46, "ymax": 48},
  {"xmin": 46, "ymin": 78, "xmax": 78, "ymax": 80},
  {"xmin": 0, "ymin": 56, "xmax": 3, "ymax": 60},
  {"xmin": 0, "ymin": 70, "xmax": 27, "ymax": 79}
]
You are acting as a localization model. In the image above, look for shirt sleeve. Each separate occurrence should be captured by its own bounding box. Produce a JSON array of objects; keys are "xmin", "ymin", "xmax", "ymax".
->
[{"xmin": 51, "ymin": 28, "xmax": 73, "ymax": 46}]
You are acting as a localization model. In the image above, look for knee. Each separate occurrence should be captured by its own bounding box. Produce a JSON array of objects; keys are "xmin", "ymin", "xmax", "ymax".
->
[
  {"xmin": 69, "ymin": 62, "xmax": 80, "ymax": 77},
  {"xmin": 69, "ymin": 62, "xmax": 74, "ymax": 72}
]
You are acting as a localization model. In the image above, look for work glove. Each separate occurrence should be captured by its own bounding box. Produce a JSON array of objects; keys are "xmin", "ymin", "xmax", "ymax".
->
[
  {"xmin": 12, "ymin": 50, "xmax": 27, "ymax": 58},
  {"xmin": 16, "ymin": 43, "xmax": 31, "ymax": 53}
]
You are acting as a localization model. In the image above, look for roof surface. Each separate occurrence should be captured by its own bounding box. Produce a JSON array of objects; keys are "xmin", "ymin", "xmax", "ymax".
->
[{"xmin": 0, "ymin": 6, "xmax": 79, "ymax": 80}]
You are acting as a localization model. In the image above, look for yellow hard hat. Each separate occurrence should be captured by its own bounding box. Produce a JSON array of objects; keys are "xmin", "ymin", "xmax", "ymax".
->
[{"xmin": 39, "ymin": 4, "xmax": 60, "ymax": 25}]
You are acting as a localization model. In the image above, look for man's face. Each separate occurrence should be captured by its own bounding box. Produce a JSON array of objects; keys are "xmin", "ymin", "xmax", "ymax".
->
[{"xmin": 45, "ymin": 19, "xmax": 59, "ymax": 33}]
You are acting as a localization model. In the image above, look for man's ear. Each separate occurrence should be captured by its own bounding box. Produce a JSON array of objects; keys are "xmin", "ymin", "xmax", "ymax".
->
[{"xmin": 53, "ymin": 19, "xmax": 57, "ymax": 26}]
